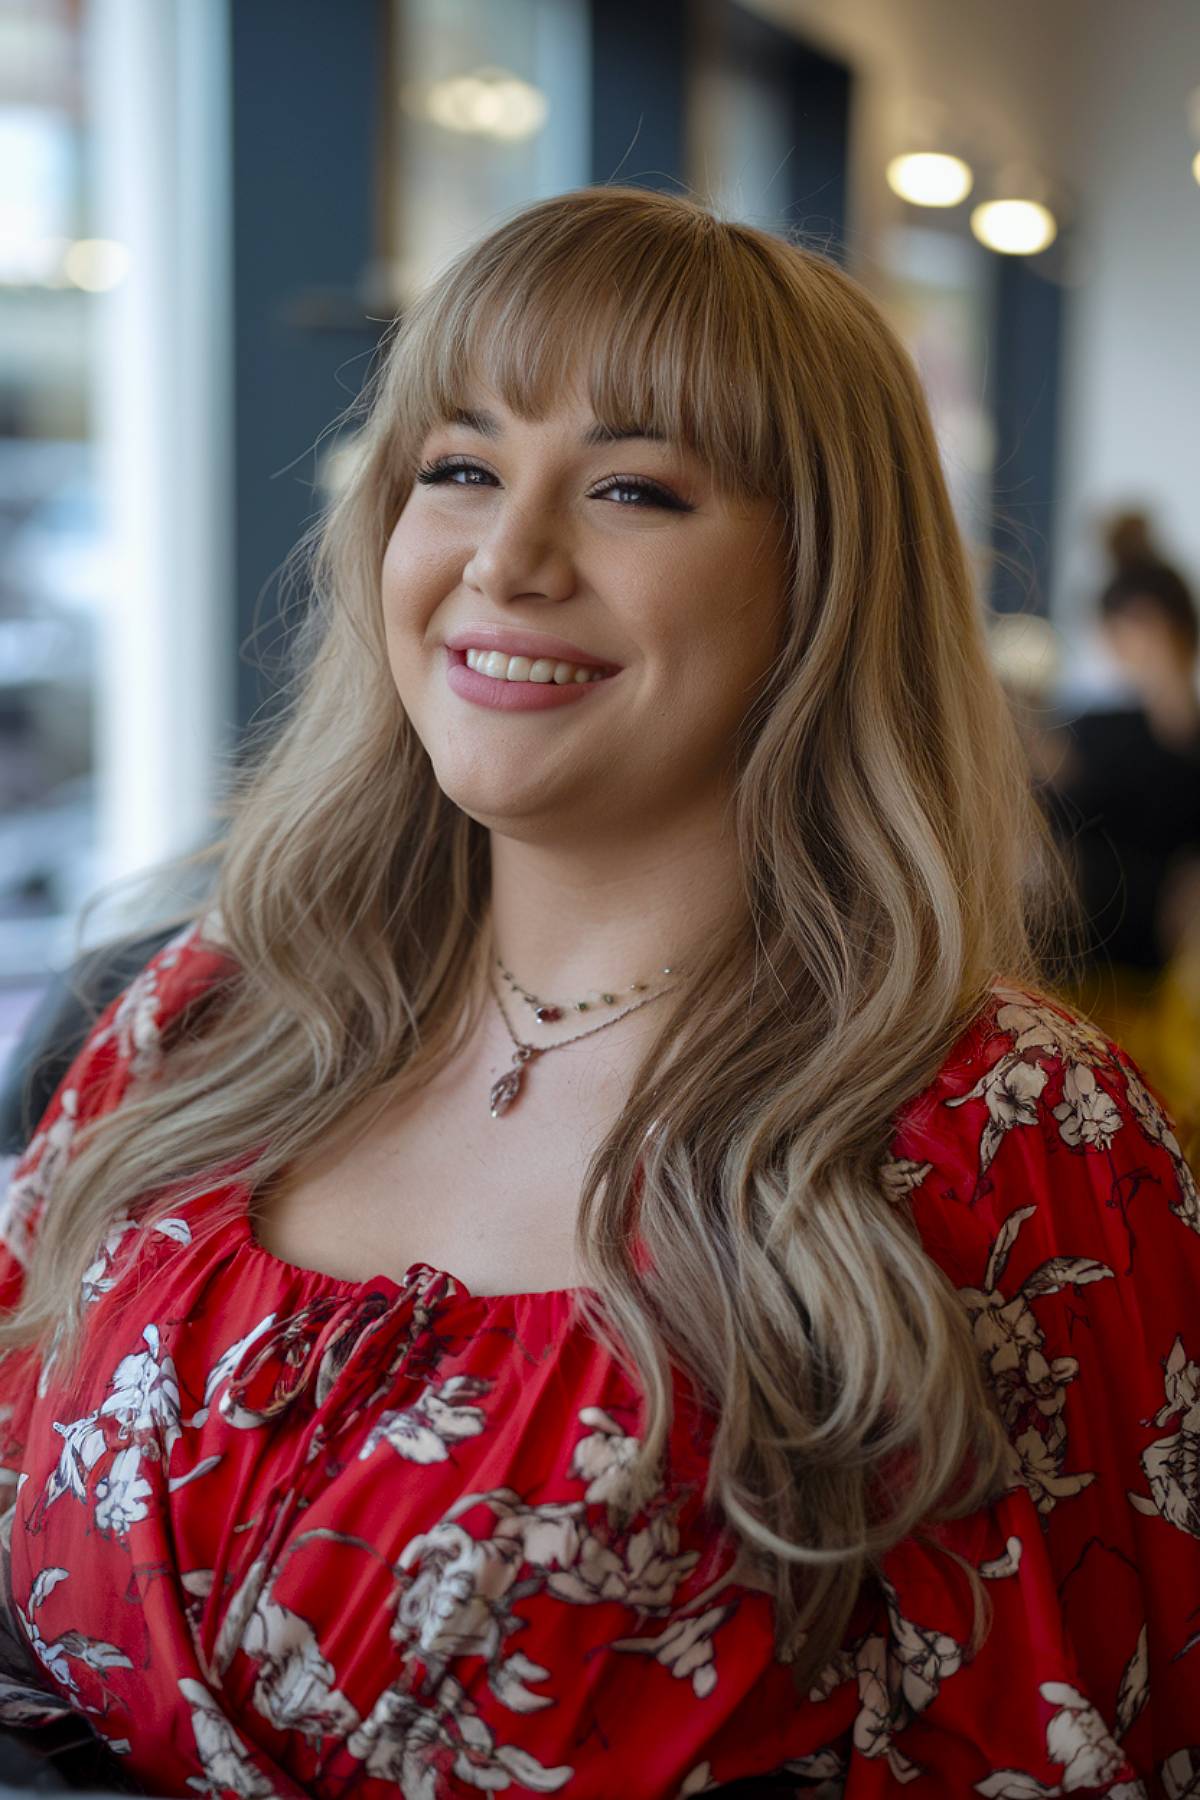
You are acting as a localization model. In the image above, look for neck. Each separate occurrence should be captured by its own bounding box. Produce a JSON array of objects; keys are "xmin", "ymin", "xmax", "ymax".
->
[{"xmin": 482, "ymin": 810, "xmax": 742, "ymax": 1018}]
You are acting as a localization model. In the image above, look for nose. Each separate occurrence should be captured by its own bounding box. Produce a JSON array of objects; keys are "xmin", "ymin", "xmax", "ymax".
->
[{"xmin": 461, "ymin": 500, "xmax": 577, "ymax": 607}]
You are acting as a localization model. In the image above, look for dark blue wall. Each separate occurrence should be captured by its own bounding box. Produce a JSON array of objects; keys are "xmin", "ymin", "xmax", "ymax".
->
[
  {"xmin": 987, "ymin": 253, "xmax": 1065, "ymax": 616},
  {"xmin": 230, "ymin": 0, "xmax": 386, "ymax": 740},
  {"xmin": 590, "ymin": 0, "xmax": 849, "ymax": 256}
]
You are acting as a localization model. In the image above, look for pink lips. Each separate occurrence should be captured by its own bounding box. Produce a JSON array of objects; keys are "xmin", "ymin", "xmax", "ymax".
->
[{"xmin": 445, "ymin": 647, "xmax": 617, "ymax": 712}]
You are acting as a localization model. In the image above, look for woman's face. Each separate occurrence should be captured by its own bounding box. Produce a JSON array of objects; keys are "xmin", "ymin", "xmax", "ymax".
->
[{"xmin": 381, "ymin": 382, "xmax": 789, "ymax": 844}]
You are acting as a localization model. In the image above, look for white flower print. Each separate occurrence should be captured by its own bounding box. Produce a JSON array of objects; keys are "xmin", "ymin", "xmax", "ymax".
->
[
  {"xmin": 227, "ymin": 1556, "xmax": 360, "ymax": 1744},
  {"xmin": 1044, "ymin": 1681, "xmax": 1127, "ymax": 1787},
  {"xmin": 360, "ymin": 1374, "xmax": 490, "ymax": 1465},
  {"xmin": 960, "ymin": 1205, "xmax": 1112, "ymax": 1515},
  {"xmin": 14, "ymin": 1567, "xmax": 132, "ymax": 1714},
  {"xmin": 568, "ymin": 1404, "xmax": 656, "ymax": 1522},
  {"xmin": 948, "ymin": 990, "xmax": 1130, "ymax": 1180},
  {"xmin": 989, "ymin": 991, "xmax": 1109, "ymax": 1063},
  {"xmin": 94, "ymin": 1443, "xmax": 154, "ymax": 1535},
  {"xmin": 848, "ymin": 1632, "xmax": 921, "ymax": 1781},
  {"xmin": 611, "ymin": 1601, "xmax": 735, "ymax": 1698},
  {"xmin": 95, "ymin": 931, "xmax": 192, "ymax": 1082},
  {"xmin": 34, "ymin": 1322, "xmax": 182, "ymax": 1538},
  {"xmin": 178, "ymin": 1676, "xmax": 278, "ymax": 1799},
  {"xmin": 186, "ymin": 1310, "xmax": 279, "ymax": 1429},
  {"xmin": 487, "ymin": 1649, "xmax": 556, "ymax": 1715},
  {"xmin": 38, "ymin": 1215, "xmax": 192, "ymax": 1396},
  {"xmin": 346, "ymin": 1672, "xmax": 572, "ymax": 1796},
  {"xmin": 947, "ymin": 1051, "xmax": 1049, "ymax": 1176},
  {"xmin": 808, "ymin": 1570, "xmax": 985, "ymax": 1783},
  {"xmin": 1053, "ymin": 1063, "xmax": 1123, "ymax": 1151},
  {"xmin": 346, "ymin": 1684, "xmax": 447, "ymax": 1800},
  {"xmin": 1124, "ymin": 1068, "xmax": 1200, "ymax": 1237},
  {"xmin": 885, "ymin": 1590, "xmax": 964, "ymax": 1714},
  {"xmin": 975, "ymin": 1680, "xmax": 1128, "ymax": 1796},
  {"xmin": 396, "ymin": 1519, "xmax": 522, "ymax": 1664},
  {"xmin": 879, "ymin": 1157, "xmax": 932, "ymax": 1202},
  {"xmin": 1115, "ymin": 1623, "xmax": 1149, "ymax": 1740},
  {"xmin": 979, "ymin": 1535, "xmax": 1024, "ymax": 1580},
  {"xmin": 1163, "ymin": 1748, "xmax": 1200, "ymax": 1799},
  {"xmin": 1128, "ymin": 1335, "xmax": 1200, "ymax": 1539},
  {"xmin": 546, "ymin": 1509, "xmax": 700, "ymax": 1610}
]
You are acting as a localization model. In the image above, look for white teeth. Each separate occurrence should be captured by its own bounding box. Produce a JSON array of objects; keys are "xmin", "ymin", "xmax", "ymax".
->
[{"xmin": 464, "ymin": 647, "xmax": 606, "ymax": 684}]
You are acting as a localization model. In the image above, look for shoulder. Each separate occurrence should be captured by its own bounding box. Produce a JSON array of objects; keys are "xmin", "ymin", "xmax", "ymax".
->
[
  {"xmin": 86, "ymin": 908, "xmax": 238, "ymax": 1086},
  {"xmin": 885, "ymin": 982, "xmax": 1199, "ymax": 1291},
  {"xmin": 0, "ymin": 911, "xmax": 237, "ymax": 1271}
]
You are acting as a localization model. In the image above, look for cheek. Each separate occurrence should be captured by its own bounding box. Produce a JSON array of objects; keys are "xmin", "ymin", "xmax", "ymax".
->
[
  {"xmin": 380, "ymin": 517, "xmax": 458, "ymax": 626},
  {"xmin": 650, "ymin": 532, "xmax": 784, "ymax": 680}
]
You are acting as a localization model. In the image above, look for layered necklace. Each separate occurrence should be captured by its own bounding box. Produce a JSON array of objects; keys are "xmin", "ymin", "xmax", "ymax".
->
[{"xmin": 487, "ymin": 945, "xmax": 680, "ymax": 1118}]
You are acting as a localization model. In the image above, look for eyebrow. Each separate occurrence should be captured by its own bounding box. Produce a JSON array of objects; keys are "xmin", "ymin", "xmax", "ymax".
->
[{"xmin": 441, "ymin": 406, "xmax": 668, "ymax": 447}]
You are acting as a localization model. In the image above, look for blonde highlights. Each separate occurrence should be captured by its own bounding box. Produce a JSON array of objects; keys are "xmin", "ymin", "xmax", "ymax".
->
[{"xmin": 0, "ymin": 188, "xmax": 1058, "ymax": 1684}]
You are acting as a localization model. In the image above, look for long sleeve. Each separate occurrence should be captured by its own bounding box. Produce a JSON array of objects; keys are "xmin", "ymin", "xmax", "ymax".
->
[{"xmin": 871, "ymin": 984, "xmax": 1200, "ymax": 1794}]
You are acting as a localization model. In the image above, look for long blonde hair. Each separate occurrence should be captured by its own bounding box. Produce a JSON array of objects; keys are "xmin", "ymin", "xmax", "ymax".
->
[{"xmin": 0, "ymin": 187, "xmax": 1058, "ymax": 1684}]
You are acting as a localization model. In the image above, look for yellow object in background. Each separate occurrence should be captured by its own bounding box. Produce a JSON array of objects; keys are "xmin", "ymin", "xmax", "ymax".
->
[
  {"xmin": 1063, "ymin": 956, "xmax": 1200, "ymax": 1176},
  {"xmin": 1156, "ymin": 948, "xmax": 1200, "ymax": 1171}
]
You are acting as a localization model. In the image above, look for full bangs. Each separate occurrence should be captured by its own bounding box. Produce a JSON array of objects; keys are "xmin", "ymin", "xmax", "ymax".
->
[{"xmin": 385, "ymin": 189, "xmax": 791, "ymax": 506}]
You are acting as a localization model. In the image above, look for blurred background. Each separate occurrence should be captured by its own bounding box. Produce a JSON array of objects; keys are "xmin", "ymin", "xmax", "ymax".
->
[{"xmin": 0, "ymin": 0, "xmax": 1197, "ymax": 1158}]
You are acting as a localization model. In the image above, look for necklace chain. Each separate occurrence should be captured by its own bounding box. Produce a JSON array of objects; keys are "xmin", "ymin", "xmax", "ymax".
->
[
  {"xmin": 495, "ymin": 952, "xmax": 676, "ymax": 1022},
  {"xmin": 487, "ymin": 965, "xmax": 676, "ymax": 1118}
]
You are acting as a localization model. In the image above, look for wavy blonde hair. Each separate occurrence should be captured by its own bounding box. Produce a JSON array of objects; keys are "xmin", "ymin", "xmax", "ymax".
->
[{"xmin": 1, "ymin": 187, "xmax": 1059, "ymax": 1684}]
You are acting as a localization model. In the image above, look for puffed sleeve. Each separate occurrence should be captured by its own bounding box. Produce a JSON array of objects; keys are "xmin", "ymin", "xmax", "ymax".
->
[
  {"xmin": 0, "ymin": 916, "xmax": 234, "ymax": 1744},
  {"xmin": 858, "ymin": 985, "xmax": 1200, "ymax": 1796},
  {"xmin": 0, "ymin": 914, "xmax": 235, "ymax": 1504}
]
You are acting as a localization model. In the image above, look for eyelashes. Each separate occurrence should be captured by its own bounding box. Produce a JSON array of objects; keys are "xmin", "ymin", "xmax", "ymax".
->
[{"xmin": 412, "ymin": 456, "xmax": 693, "ymax": 513}]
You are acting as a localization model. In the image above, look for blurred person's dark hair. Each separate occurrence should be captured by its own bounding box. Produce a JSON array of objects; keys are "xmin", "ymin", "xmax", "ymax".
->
[{"xmin": 1098, "ymin": 509, "xmax": 1199, "ymax": 661}]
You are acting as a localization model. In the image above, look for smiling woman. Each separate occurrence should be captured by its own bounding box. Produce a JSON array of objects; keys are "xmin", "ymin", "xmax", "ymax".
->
[{"xmin": 0, "ymin": 187, "xmax": 1197, "ymax": 1798}]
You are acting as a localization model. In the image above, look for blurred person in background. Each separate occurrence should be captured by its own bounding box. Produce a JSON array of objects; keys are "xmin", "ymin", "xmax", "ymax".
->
[
  {"xmin": 1047, "ymin": 510, "xmax": 1200, "ymax": 1161},
  {"xmin": 0, "ymin": 189, "xmax": 1198, "ymax": 1795}
]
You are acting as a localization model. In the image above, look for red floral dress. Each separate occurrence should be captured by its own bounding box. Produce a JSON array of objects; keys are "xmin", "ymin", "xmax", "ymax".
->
[{"xmin": 0, "ymin": 919, "xmax": 1198, "ymax": 1799}]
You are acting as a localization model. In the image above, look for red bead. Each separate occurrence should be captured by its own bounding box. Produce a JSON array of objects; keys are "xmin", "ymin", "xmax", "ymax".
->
[{"xmin": 535, "ymin": 1005, "xmax": 562, "ymax": 1023}]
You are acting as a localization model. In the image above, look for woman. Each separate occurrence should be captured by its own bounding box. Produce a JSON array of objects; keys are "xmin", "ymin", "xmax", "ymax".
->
[
  {"xmin": 0, "ymin": 187, "xmax": 1196, "ymax": 1798},
  {"xmin": 1045, "ymin": 516, "xmax": 1200, "ymax": 1163}
]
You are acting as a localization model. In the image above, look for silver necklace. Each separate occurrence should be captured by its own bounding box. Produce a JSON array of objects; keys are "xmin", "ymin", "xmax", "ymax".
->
[
  {"xmin": 496, "ymin": 952, "xmax": 677, "ymax": 1024},
  {"xmin": 488, "ymin": 967, "xmax": 676, "ymax": 1118}
]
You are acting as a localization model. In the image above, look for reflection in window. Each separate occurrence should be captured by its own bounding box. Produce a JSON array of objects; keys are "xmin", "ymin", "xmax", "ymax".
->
[
  {"xmin": 879, "ymin": 223, "xmax": 997, "ymax": 567},
  {"xmin": 381, "ymin": 0, "xmax": 589, "ymax": 309}
]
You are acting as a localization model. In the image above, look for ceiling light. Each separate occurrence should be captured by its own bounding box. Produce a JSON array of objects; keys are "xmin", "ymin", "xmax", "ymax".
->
[
  {"xmin": 970, "ymin": 198, "xmax": 1057, "ymax": 256},
  {"xmin": 420, "ymin": 68, "xmax": 547, "ymax": 143},
  {"xmin": 886, "ymin": 151, "xmax": 973, "ymax": 207}
]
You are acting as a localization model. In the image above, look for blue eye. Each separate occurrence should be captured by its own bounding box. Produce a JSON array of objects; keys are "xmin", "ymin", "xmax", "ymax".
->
[
  {"xmin": 414, "ymin": 458, "xmax": 493, "ymax": 489},
  {"xmin": 412, "ymin": 457, "xmax": 691, "ymax": 511}
]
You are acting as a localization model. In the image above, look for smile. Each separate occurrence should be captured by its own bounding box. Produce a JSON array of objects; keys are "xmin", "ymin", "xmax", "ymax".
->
[
  {"xmin": 445, "ymin": 647, "xmax": 618, "ymax": 713},
  {"xmin": 465, "ymin": 648, "xmax": 607, "ymax": 685}
]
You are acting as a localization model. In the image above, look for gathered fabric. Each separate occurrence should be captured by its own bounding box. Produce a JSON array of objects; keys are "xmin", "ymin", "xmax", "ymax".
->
[{"xmin": 0, "ymin": 922, "xmax": 1197, "ymax": 1798}]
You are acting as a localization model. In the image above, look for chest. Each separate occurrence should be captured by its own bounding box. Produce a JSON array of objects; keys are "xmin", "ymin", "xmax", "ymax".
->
[{"xmin": 249, "ymin": 1021, "xmax": 640, "ymax": 1294}]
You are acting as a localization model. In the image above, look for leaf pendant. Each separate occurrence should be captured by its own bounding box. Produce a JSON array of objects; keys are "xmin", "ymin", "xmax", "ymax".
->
[{"xmin": 489, "ymin": 1065, "xmax": 525, "ymax": 1118}]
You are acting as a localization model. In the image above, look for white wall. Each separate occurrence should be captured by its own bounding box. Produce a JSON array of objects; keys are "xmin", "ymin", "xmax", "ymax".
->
[
  {"xmin": 85, "ymin": 0, "xmax": 235, "ymax": 924},
  {"xmin": 1052, "ymin": 0, "xmax": 1200, "ymax": 628},
  {"xmin": 743, "ymin": 0, "xmax": 1200, "ymax": 627}
]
